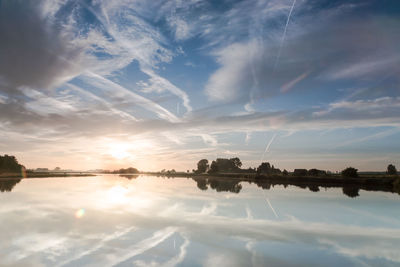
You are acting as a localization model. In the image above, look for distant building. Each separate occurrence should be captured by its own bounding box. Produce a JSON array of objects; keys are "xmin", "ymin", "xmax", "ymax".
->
[
  {"xmin": 293, "ymin": 169, "xmax": 308, "ymax": 176},
  {"xmin": 35, "ymin": 168, "xmax": 49, "ymax": 172}
]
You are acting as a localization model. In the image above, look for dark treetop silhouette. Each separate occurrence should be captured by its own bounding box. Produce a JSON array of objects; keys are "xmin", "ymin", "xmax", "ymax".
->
[
  {"xmin": 387, "ymin": 164, "xmax": 398, "ymax": 175},
  {"xmin": 0, "ymin": 155, "xmax": 25, "ymax": 174}
]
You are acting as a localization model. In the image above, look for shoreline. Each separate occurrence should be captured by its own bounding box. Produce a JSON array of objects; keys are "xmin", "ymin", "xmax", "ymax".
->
[
  {"xmin": 1, "ymin": 172, "xmax": 398, "ymax": 196},
  {"xmin": 0, "ymin": 172, "xmax": 96, "ymax": 179},
  {"xmin": 141, "ymin": 172, "xmax": 400, "ymax": 195}
]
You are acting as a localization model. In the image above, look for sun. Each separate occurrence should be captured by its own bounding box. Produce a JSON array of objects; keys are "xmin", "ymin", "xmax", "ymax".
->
[{"xmin": 109, "ymin": 143, "xmax": 130, "ymax": 159}]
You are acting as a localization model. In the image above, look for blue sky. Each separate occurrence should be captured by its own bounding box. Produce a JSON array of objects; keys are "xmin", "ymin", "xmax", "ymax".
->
[{"xmin": 0, "ymin": 0, "xmax": 399, "ymax": 171}]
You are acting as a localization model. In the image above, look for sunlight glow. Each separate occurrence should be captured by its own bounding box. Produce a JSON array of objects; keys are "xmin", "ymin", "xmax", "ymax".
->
[
  {"xmin": 109, "ymin": 143, "xmax": 131, "ymax": 160},
  {"xmin": 107, "ymin": 186, "xmax": 129, "ymax": 204}
]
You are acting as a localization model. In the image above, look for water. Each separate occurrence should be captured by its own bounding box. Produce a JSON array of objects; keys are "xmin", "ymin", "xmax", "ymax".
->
[{"xmin": 1, "ymin": 175, "xmax": 400, "ymax": 267}]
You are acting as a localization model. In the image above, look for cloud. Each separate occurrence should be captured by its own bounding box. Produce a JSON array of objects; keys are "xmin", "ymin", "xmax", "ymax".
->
[
  {"xmin": 205, "ymin": 6, "xmax": 400, "ymax": 104},
  {"xmin": 167, "ymin": 16, "xmax": 191, "ymax": 41},
  {"xmin": 56, "ymin": 226, "xmax": 137, "ymax": 267},
  {"xmin": 1, "ymin": 0, "xmax": 399, "ymax": 170},
  {"xmin": 2, "ymin": 173, "xmax": 400, "ymax": 265},
  {"xmin": 0, "ymin": 0, "xmax": 192, "ymax": 120},
  {"xmin": 139, "ymin": 68, "xmax": 192, "ymax": 114},
  {"xmin": 107, "ymin": 227, "xmax": 178, "ymax": 266},
  {"xmin": 22, "ymin": 87, "xmax": 78, "ymax": 117},
  {"xmin": 86, "ymin": 0, "xmax": 193, "ymax": 113},
  {"xmin": 322, "ymin": 57, "xmax": 400, "ymax": 81},
  {"xmin": 313, "ymin": 97, "xmax": 400, "ymax": 118},
  {"xmin": 206, "ymin": 40, "xmax": 263, "ymax": 103},
  {"xmin": 0, "ymin": 0, "xmax": 85, "ymax": 94},
  {"xmin": 79, "ymin": 72, "xmax": 181, "ymax": 123}
]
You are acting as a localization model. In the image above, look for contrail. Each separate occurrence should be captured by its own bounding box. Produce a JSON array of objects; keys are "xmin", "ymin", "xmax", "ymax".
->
[
  {"xmin": 273, "ymin": 0, "xmax": 297, "ymax": 71},
  {"xmin": 266, "ymin": 198, "xmax": 279, "ymax": 218},
  {"xmin": 263, "ymin": 191, "xmax": 279, "ymax": 218},
  {"xmin": 260, "ymin": 133, "xmax": 277, "ymax": 162}
]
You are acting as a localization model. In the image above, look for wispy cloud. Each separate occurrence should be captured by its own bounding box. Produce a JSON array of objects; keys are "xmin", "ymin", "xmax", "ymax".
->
[
  {"xmin": 1, "ymin": 0, "xmax": 400, "ymax": 170},
  {"xmin": 80, "ymin": 72, "xmax": 181, "ymax": 123}
]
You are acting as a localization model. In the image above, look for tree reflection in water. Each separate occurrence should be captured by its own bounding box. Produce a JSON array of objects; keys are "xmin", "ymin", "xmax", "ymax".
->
[
  {"xmin": 342, "ymin": 186, "xmax": 360, "ymax": 198},
  {"xmin": 1, "ymin": 174, "xmax": 393, "ymax": 199},
  {"xmin": 119, "ymin": 174, "xmax": 139, "ymax": 180},
  {"xmin": 190, "ymin": 176, "xmax": 395, "ymax": 198},
  {"xmin": 193, "ymin": 177, "xmax": 242, "ymax": 193},
  {"xmin": 0, "ymin": 179, "xmax": 21, "ymax": 192}
]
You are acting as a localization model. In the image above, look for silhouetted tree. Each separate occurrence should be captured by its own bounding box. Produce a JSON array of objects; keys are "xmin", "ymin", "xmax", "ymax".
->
[
  {"xmin": 257, "ymin": 162, "xmax": 270, "ymax": 173},
  {"xmin": 0, "ymin": 155, "xmax": 25, "ymax": 174},
  {"xmin": 207, "ymin": 158, "xmax": 243, "ymax": 173},
  {"xmin": 230, "ymin": 157, "xmax": 242, "ymax": 169},
  {"xmin": 257, "ymin": 162, "xmax": 281, "ymax": 175},
  {"xmin": 196, "ymin": 159, "xmax": 209, "ymax": 173},
  {"xmin": 341, "ymin": 167, "xmax": 358, "ymax": 178},
  {"xmin": 387, "ymin": 164, "xmax": 397, "ymax": 175},
  {"xmin": 208, "ymin": 161, "xmax": 219, "ymax": 173},
  {"xmin": 282, "ymin": 169, "xmax": 289, "ymax": 176}
]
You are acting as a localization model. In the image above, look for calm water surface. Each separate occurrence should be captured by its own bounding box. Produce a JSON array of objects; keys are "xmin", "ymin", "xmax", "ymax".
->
[{"xmin": 1, "ymin": 175, "xmax": 400, "ymax": 267}]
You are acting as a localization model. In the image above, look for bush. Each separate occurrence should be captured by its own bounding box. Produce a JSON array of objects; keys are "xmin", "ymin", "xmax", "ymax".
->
[
  {"xmin": 341, "ymin": 167, "xmax": 358, "ymax": 178},
  {"xmin": 387, "ymin": 164, "xmax": 397, "ymax": 175}
]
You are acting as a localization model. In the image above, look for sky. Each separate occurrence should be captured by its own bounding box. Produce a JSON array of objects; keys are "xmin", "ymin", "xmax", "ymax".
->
[{"xmin": 0, "ymin": 0, "xmax": 400, "ymax": 172}]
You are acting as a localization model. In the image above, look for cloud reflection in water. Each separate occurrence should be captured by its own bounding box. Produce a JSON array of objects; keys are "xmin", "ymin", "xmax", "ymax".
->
[{"xmin": 0, "ymin": 175, "xmax": 399, "ymax": 266}]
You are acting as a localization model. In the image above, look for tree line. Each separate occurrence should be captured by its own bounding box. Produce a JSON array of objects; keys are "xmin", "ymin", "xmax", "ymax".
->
[
  {"xmin": 109, "ymin": 167, "xmax": 139, "ymax": 174},
  {"xmin": 193, "ymin": 157, "xmax": 398, "ymax": 178}
]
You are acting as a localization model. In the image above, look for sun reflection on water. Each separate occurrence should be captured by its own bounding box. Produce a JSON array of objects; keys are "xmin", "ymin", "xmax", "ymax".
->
[{"xmin": 107, "ymin": 186, "xmax": 129, "ymax": 204}]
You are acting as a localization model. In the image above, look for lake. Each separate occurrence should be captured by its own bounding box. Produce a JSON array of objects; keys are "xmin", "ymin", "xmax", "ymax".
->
[{"xmin": 1, "ymin": 175, "xmax": 400, "ymax": 267}]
